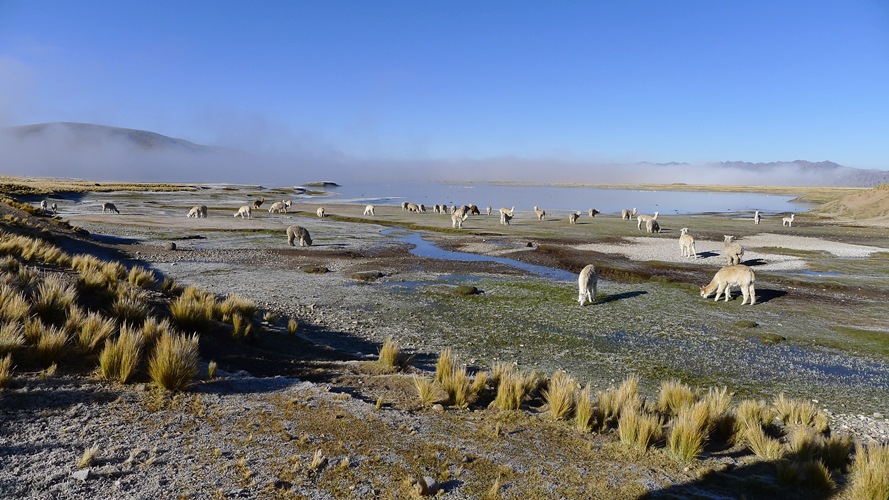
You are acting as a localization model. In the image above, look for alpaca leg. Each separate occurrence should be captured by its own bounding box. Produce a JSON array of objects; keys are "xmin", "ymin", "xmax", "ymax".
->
[
  {"xmin": 714, "ymin": 284, "xmax": 725, "ymax": 302},
  {"xmin": 748, "ymin": 284, "xmax": 756, "ymax": 305}
]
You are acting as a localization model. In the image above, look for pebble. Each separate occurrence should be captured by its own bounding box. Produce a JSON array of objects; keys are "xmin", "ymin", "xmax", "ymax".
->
[{"xmin": 71, "ymin": 469, "xmax": 90, "ymax": 482}]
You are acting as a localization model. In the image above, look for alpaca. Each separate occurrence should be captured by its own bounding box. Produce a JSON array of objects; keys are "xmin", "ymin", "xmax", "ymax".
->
[
  {"xmin": 364, "ymin": 204, "xmax": 375, "ymax": 216},
  {"xmin": 678, "ymin": 228, "xmax": 697, "ymax": 258},
  {"xmin": 187, "ymin": 205, "xmax": 207, "ymax": 218},
  {"xmin": 433, "ymin": 205, "xmax": 440, "ymax": 214},
  {"xmin": 485, "ymin": 206, "xmax": 492, "ymax": 216},
  {"xmin": 499, "ymin": 206, "xmax": 515, "ymax": 217},
  {"xmin": 534, "ymin": 206, "xmax": 546, "ymax": 220},
  {"xmin": 286, "ymin": 225, "xmax": 312, "ymax": 247},
  {"xmin": 782, "ymin": 214, "xmax": 795, "ymax": 227},
  {"xmin": 453, "ymin": 206, "xmax": 468, "ymax": 218},
  {"xmin": 451, "ymin": 212, "xmax": 469, "ymax": 229},
  {"xmin": 251, "ymin": 197, "xmax": 265, "ymax": 210},
  {"xmin": 500, "ymin": 211, "xmax": 513, "ymax": 225},
  {"xmin": 268, "ymin": 201, "xmax": 288, "ymax": 214},
  {"xmin": 50, "ymin": 202, "xmax": 57, "ymax": 215},
  {"xmin": 636, "ymin": 211, "xmax": 659, "ymax": 230},
  {"xmin": 577, "ymin": 264, "xmax": 599, "ymax": 305},
  {"xmin": 40, "ymin": 200, "xmax": 48, "ymax": 212},
  {"xmin": 700, "ymin": 265, "xmax": 756, "ymax": 305},
  {"xmin": 469, "ymin": 204, "xmax": 480, "ymax": 215},
  {"xmin": 316, "ymin": 207, "xmax": 325, "ymax": 218},
  {"xmin": 568, "ymin": 211, "xmax": 581, "ymax": 224},
  {"xmin": 102, "ymin": 202, "xmax": 120, "ymax": 214},
  {"xmin": 419, "ymin": 204, "xmax": 427, "ymax": 212},
  {"xmin": 621, "ymin": 208, "xmax": 637, "ymax": 221},
  {"xmin": 401, "ymin": 201, "xmax": 409, "ymax": 211},
  {"xmin": 234, "ymin": 205, "xmax": 252, "ymax": 219},
  {"xmin": 723, "ymin": 235, "xmax": 744, "ymax": 265},
  {"xmin": 754, "ymin": 210, "xmax": 761, "ymax": 225},
  {"xmin": 588, "ymin": 208, "xmax": 600, "ymax": 218},
  {"xmin": 646, "ymin": 219, "xmax": 660, "ymax": 234},
  {"xmin": 407, "ymin": 203, "xmax": 420, "ymax": 213}
]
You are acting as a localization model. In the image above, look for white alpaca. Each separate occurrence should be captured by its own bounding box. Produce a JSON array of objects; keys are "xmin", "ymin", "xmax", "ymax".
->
[
  {"xmin": 723, "ymin": 235, "xmax": 744, "ymax": 265},
  {"xmin": 754, "ymin": 210, "xmax": 761, "ymax": 225},
  {"xmin": 286, "ymin": 225, "xmax": 312, "ymax": 247},
  {"xmin": 678, "ymin": 228, "xmax": 697, "ymax": 258},
  {"xmin": 451, "ymin": 212, "xmax": 469, "ymax": 229},
  {"xmin": 268, "ymin": 201, "xmax": 289, "ymax": 214},
  {"xmin": 251, "ymin": 197, "xmax": 265, "ymax": 210},
  {"xmin": 234, "ymin": 205, "xmax": 252, "ymax": 219},
  {"xmin": 500, "ymin": 211, "xmax": 513, "ymax": 225},
  {"xmin": 407, "ymin": 203, "xmax": 420, "ymax": 213},
  {"xmin": 646, "ymin": 219, "xmax": 661, "ymax": 234},
  {"xmin": 485, "ymin": 206, "xmax": 492, "ymax": 216},
  {"xmin": 102, "ymin": 202, "xmax": 120, "ymax": 214},
  {"xmin": 621, "ymin": 208, "xmax": 637, "ymax": 221},
  {"xmin": 499, "ymin": 206, "xmax": 515, "ymax": 217},
  {"xmin": 40, "ymin": 200, "xmax": 48, "ymax": 212},
  {"xmin": 364, "ymin": 204, "xmax": 375, "ymax": 216},
  {"xmin": 316, "ymin": 207, "xmax": 325, "ymax": 218},
  {"xmin": 588, "ymin": 208, "xmax": 600, "ymax": 217},
  {"xmin": 50, "ymin": 202, "xmax": 57, "ymax": 215},
  {"xmin": 782, "ymin": 214, "xmax": 795, "ymax": 227},
  {"xmin": 700, "ymin": 265, "xmax": 756, "ymax": 305},
  {"xmin": 187, "ymin": 205, "xmax": 207, "ymax": 218},
  {"xmin": 577, "ymin": 264, "xmax": 599, "ymax": 305},
  {"xmin": 568, "ymin": 211, "xmax": 581, "ymax": 224},
  {"xmin": 534, "ymin": 206, "xmax": 546, "ymax": 220},
  {"xmin": 636, "ymin": 211, "xmax": 659, "ymax": 230}
]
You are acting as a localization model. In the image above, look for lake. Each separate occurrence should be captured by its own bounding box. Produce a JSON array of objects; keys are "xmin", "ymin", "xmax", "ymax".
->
[{"xmin": 306, "ymin": 182, "xmax": 814, "ymax": 215}]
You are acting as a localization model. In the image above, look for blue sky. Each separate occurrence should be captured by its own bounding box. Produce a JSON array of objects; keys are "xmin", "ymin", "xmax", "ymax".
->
[{"xmin": 1, "ymin": 0, "xmax": 888, "ymax": 178}]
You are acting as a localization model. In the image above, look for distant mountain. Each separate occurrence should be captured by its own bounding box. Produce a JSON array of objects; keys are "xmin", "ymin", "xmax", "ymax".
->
[
  {"xmin": 710, "ymin": 160, "xmax": 889, "ymax": 187},
  {"xmin": 4, "ymin": 122, "xmax": 223, "ymax": 154}
]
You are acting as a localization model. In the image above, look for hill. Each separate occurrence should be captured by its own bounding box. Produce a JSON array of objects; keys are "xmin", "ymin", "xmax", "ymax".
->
[
  {"xmin": 813, "ymin": 183, "xmax": 889, "ymax": 225},
  {"xmin": 5, "ymin": 122, "xmax": 220, "ymax": 154}
]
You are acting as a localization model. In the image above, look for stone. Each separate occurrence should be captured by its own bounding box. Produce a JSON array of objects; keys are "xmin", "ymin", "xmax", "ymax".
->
[
  {"xmin": 416, "ymin": 476, "xmax": 439, "ymax": 496},
  {"xmin": 72, "ymin": 469, "xmax": 90, "ymax": 482},
  {"xmin": 165, "ymin": 242, "xmax": 177, "ymax": 251},
  {"xmin": 431, "ymin": 404, "xmax": 444, "ymax": 412},
  {"xmin": 452, "ymin": 285, "xmax": 480, "ymax": 296}
]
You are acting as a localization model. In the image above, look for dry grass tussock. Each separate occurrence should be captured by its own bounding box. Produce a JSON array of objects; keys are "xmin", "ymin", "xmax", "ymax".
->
[
  {"xmin": 33, "ymin": 275, "xmax": 77, "ymax": 326},
  {"xmin": 595, "ymin": 375, "xmax": 641, "ymax": 430},
  {"xmin": 0, "ymin": 353, "xmax": 12, "ymax": 389},
  {"xmin": 543, "ymin": 370, "xmax": 577, "ymax": 421},
  {"xmin": 413, "ymin": 375, "xmax": 437, "ymax": 406},
  {"xmin": 777, "ymin": 459, "xmax": 836, "ymax": 491},
  {"xmin": 667, "ymin": 401, "xmax": 710, "ymax": 461},
  {"xmin": 491, "ymin": 368, "xmax": 536, "ymax": 411},
  {"xmin": 169, "ymin": 286, "xmax": 217, "ymax": 333},
  {"xmin": 848, "ymin": 443, "xmax": 889, "ymax": 500},
  {"xmin": 230, "ymin": 313, "xmax": 253, "ymax": 341},
  {"xmin": 112, "ymin": 286, "xmax": 150, "ymax": 325},
  {"xmin": 435, "ymin": 347, "xmax": 457, "ymax": 384},
  {"xmin": 36, "ymin": 324, "xmax": 68, "ymax": 366},
  {"xmin": 441, "ymin": 364, "xmax": 471, "ymax": 408},
  {"xmin": 217, "ymin": 294, "xmax": 258, "ymax": 322},
  {"xmin": 0, "ymin": 232, "xmax": 70, "ymax": 266},
  {"xmin": 148, "ymin": 331, "xmax": 199, "ymax": 391},
  {"xmin": 743, "ymin": 422, "xmax": 786, "ymax": 461},
  {"xmin": 0, "ymin": 285, "xmax": 30, "ymax": 323},
  {"xmin": 377, "ymin": 336, "xmax": 410, "ymax": 372},
  {"xmin": 73, "ymin": 311, "xmax": 117, "ymax": 352},
  {"xmin": 619, "ymin": 405, "xmax": 663, "ymax": 451},
  {"xmin": 287, "ymin": 317, "xmax": 298, "ymax": 335},
  {"xmin": 78, "ymin": 446, "xmax": 100, "ymax": 469},
  {"xmin": 773, "ymin": 393, "xmax": 830, "ymax": 433},
  {"xmin": 657, "ymin": 379, "xmax": 697, "ymax": 416},
  {"xmin": 99, "ymin": 325, "xmax": 143, "ymax": 383},
  {"xmin": 575, "ymin": 385, "xmax": 595, "ymax": 432},
  {"xmin": 0, "ymin": 321, "xmax": 25, "ymax": 355},
  {"xmin": 735, "ymin": 399, "xmax": 776, "ymax": 439},
  {"xmin": 127, "ymin": 266, "xmax": 156, "ymax": 289}
]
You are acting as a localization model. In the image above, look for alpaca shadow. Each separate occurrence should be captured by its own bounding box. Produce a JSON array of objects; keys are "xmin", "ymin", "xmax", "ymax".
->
[
  {"xmin": 754, "ymin": 288, "xmax": 787, "ymax": 304},
  {"xmin": 697, "ymin": 251, "xmax": 719, "ymax": 258},
  {"xmin": 597, "ymin": 290, "xmax": 647, "ymax": 304},
  {"xmin": 742, "ymin": 258, "xmax": 768, "ymax": 267}
]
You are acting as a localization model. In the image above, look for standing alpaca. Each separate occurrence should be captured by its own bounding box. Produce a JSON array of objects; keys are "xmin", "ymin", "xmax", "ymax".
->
[
  {"xmin": 364, "ymin": 204, "xmax": 375, "ymax": 216},
  {"xmin": 102, "ymin": 202, "xmax": 120, "ymax": 214},
  {"xmin": 577, "ymin": 264, "xmax": 599, "ymax": 305},
  {"xmin": 646, "ymin": 219, "xmax": 661, "ymax": 234},
  {"xmin": 568, "ymin": 211, "xmax": 581, "ymax": 224},
  {"xmin": 500, "ymin": 211, "xmax": 513, "ymax": 225},
  {"xmin": 485, "ymin": 206, "xmax": 492, "ymax": 216},
  {"xmin": 286, "ymin": 225, "xmax": 312, "ymax": 247},
  {"xmin": 588, "ymin": 208, "xmax": 600, "ymax": 218},
  {"xmin": 50, "ymin": 202, "xmax": 57, "ymax": 215},
  {"xmin": 316, "ymin": 207, "xmax": 326, "ymax": 218},
  {"xmin": 234, "ymin": 205, "xmax": 252, "ymax": 219},
  {"xmin": 636, "ymin": 211, "xmax": 659, "ymax": 230},
  {"xmin": 678, "ymin": 228, "xmax": 697, "ymax": 258},
  {"xmin": 723, "ymin": 235, "xmax": 744, "ymax": 265},
  {"xmin": 754, "ymin": 210, "xmax": 761, "ymax": 225},
  {"xmin": 451, "ymin": 212, "xmax": 468, "ymax": 229},
  {"xmin": 40, "ymin": 200, "xmax": 48, "ymax": 212},
  {"xmin": 251, "ymin": 197, "xmax": 265, "ymax": 210},
  {"xmin": 534, "ymin": 206, "xmax": 546, "ymax": 220},
  {"xmin": 782, "ymin": 214, "xmax": 795, "ymax": 227},
  {"xmin": 621, "ymin": 208, "xmax": 637, "ymax": 221}
]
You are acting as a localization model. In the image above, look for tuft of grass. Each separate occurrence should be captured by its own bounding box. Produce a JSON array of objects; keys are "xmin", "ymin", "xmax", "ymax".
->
[
  {"xmin": 735, "ymin": 399, "xmax": 776, "ymax": 441},
  {"xmin": 667, "ymin": 402, "xmax": 709, "ymax": 461},
  {"xmin": 743, "ymin": 422, "xmax": 786, "ymax": 461},
  {"xmin": 0, "ymin": 255, "xmax": 20, "ymax": 272},
  {"xmin": 218, "ymin": 294, "xmax": 258, "ymax": 322},
  {"xmin": 491, "ymin": 368, "xmax": 534, "ymax": 411},
  {"xmin": 822, "ymin": 434, "xmax": 853, "ymax": 471},
  {"xmin": 169, "ymin": 287, "xmax": 216, "ymax": 333},
  {"xmin": 490, "ymin": 361, "xmax": 515, "ymax": 388},
  {"xmin": 0, "ymin": 353, "xmax": 12, "ymax": 389},
  {"xmin": 470, "ymin": 370, "xmax": 488, "ymax": 401},
  {"xmin": 441, "ymin": 364, "xmax": 471, "ymax": 408},
  {"xmin": 0, "ymin": 285, "xmax": 30, "ymax": 323},
  {"xmin": 657, "ymin": 379, "xmax": 697, "ymax": 416},
  {"xmin": 262, "ymin": 311, "xmax": 280, "ymax": 324},
  {"xmin": 310, "ymin": 449, "xmax": 326, "ymax": 470},
  {"xmin": 40, "ymin": 362, "xmax": 57, "ymax": 379},
  {"xmin": 848, "ymin": 443, "xmax": 889, "ymax": 500},
  {"xmin": 701, "ymin": 386, "xmax": 734, "ymax": 441},
  {"xmin": 619, "ymin": 406, "xmax": 663, "ymax": 451},
  {"xmin": 75, "ymin": 312, "xmax": 117, "ymax": 352},
  {"xmin": 33, "ymin": 275, "xmax": 77, "ymax": 326},
  {"xmin": 161, "ymin": 277, "xmax": 181, "ymax": 294},
  {"xmin": 575, "ymin": 385, "xmax": 595, "ymax": 432},
  {"xmin": 595, "ymin": 375, "xmax": 641, "ymax": 430},
  {"xmin": 0, "ymin": 321, "xmax": 25, "ymax": 355},
  {"xmin": 287, "ymin": 317, "xmax": 298, "ymax": 336},
  {"xmin": 777, "ymin": 460, "xmax": 835, "ymax": 492},
  {"xmin": 787, "ymin": 425, "xmax": 824, "ymax": 462},
  {"xmin": 773, "ymin": 394, "xmax": 830, "ymax": 434},
  {"xmin": 230, "ymin": 313, "xmax": 253, "ymax": 342},
  {"xmin": 207, "ymin": 360, "xmax": 217, "ymax": 380},
  {"xmin": 435, "ymin": 347, "xmax": 457, "ymax": 385},
  {"xmin": 111, "ymin": 286, "xmax": 150, "ymax": 326},
  {"xmin": 375, "ymin": 396, "xmax": 384, "ymax": 410},
  {"xmin": 98, "ymin": 325, "xmax": 143, "ymax": 383},
  {"xmin": 78, "ymin": 446, "xmax": 100, "ymax": 469},
  {"xmin": 147, "ymin": 331, "xmax": 199, "ymax": 391},
  {"xmin": 36, "ymin": 324, "xmax": 68, "ymax": 366},
  {"xmin": 127, "ymin": 266, "xmax": 156, "ymax": 289},
  {"xmin": 543, "ymin": 370, "xmax": 577, "ymax": 421},
  {"xmin": 378, "ymin": 336, "xmax": 410, "ymax": 372},
  {"xmin": 413, "ymin": 376, "xmax": 437, "ymax": 406},
  {"xmin": 140, "ymin": 317, "xmax": 174, "ymax": 351}
]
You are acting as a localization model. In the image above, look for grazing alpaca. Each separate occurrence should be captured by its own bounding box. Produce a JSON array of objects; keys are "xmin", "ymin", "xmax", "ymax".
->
[
  {"xmin": 500, "ymin": 211, "xmax": 513, "ymax": 225},
  {"xmin": 568, "ymin": 211, "xmax": 581, "ymax": 224},
  {"xmin": 234, "ymin": 205, "xmax": 252, "ymax": 219},
  {"xmin": 251, "ymin": 197, "xmax": 265, "ymax": 210},
  {"xmin": 621, "ymin": 208, "xmax": 637, "ymax": 221},
  {"xmin": 534, "ymin": 206, "xmax": 546, "ymax": 220},
  {"xmin": 700, "ymin": 265, "xmax": 756, "ymax": 305},
  {"xmin": 268, "ymin": 201, "xmax": 288, "ymax": 214},
  {"xmin": 782, "ymin": 214, "xmax": 795, "ymax": 227},
  {"xmin": 407, "ymin": 203, "xmax": 420, "ymax": 213},
  {"xmin": 453, "ymin": 206, "xmax": 468, "ymax": 218},
  {"xmin": 316, "ymin": 207, "xmax": 325, "ymax": 218},
  {"xmin": 364, "ymin": 204, "xmax": 375, "ymax": 216},
  {"xmin": 723, "ymin": 235, "xmax": 744, "ymax": 265},
  {"xmin": 678, "ymin": 228, "xmax": 697, "ymax": 258},
  {"xmin": 636, "ymin": 211, "xmax": 659, "ymax": 230},
  {"xmin": 754, "ymin": 210, "xmax": 761, "ymax": 225},
  {"xmin": 400, "ymin": 201, "xmax": 409, "ymax": 211},
  {"xmin": 102, "ymin": 202, "xmax": 120, "ymax": 214},
  {"xmin": 286, "ymin": 225, "xmax": 312, "ymax": 247},
  {"xmin": 40, "ymin": 200, "xmax": 48, "ymax": 212},
  {"xmin": 588, "ymin": 208, "xmax": 600, "ymax": 218},
  {"xmin": 433, "ymin": 205, "xmax": 440, "ymax": 214},
  {"xmin": 577, "ymin": 264, "xmax": 599, "ymax": 305},
  {"xmin": 187, "ymin": 205, "xmax": 208, "ymax": 218},
  {"xmin": 499, "ymin": 206, "xmax": 515, "ymax": 217},
  {"xmin": 469, "ymin": 204, "xmax": 481, "ymax": 215},
  {"xmin": 419, "ymin": 204, "xmax": 427, "ymax": 212},
  {"xmin": 451, "ymin": 212, "xmax": 469, "ymax": 229},
  {"xmin": 485, "ymin": 206, "xmax": 492, "ymax": 216},
  {"xmin": 646, "ymin": 219, "xmax": 660, "ymax": 234},
  {"xmin": 50, "ymin": 202, "xmax": 57, "ymax": 215}
]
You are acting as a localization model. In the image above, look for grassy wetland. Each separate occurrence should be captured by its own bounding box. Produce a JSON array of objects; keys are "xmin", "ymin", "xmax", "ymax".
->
[{"xmin": 1, "ymin": 177, "xmax": 888, "ymax": 498}]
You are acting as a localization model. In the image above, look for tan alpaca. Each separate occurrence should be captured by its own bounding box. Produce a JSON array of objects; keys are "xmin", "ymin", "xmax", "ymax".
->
[
  {"xmin": 700, "ymin": 265, "xmax": 756, "ymax": 305},
  {"xmin": 621, "ymin": 208, "xmax": 637, "ymax": 220},
  {"xmin": 534, "ymin": 206, "xmax": 546, "ymax": 220},
  {"xmin": 316, "ymin": 207, "xmax": 325, "ymax": 218},
  {"xmin": 451, "ymin": 212, "xmax": 468, "ymax": 229},
  {"xmin": 187, "ymin": 205, "xmax": 207, "ymax": 218},
  {"xmin": 782, "ymin": 214, "xmax": 795, "ymax": 227},
  {"xmin": 286, "ymin": 225, "xmax": 312, "ymax": 247},
  {"xmin": 499, "ymin": 211, "xmax": 513, "ymax": 225},
  {"xmin": 723, "ymin": 235, "xmax": 744, "ymax": 265},
  {"xmin": 568, "ymin": 211, "xmax": 581, "ymax": 224},
  {"xmin": 234, "ymin": 205, "xmax": 252, "ymax": 219},
  {"xmin": 636, "ymin": 211, "xmax": 659, "ymax": 230},
  {"xmin": 364, "ymin": 204, "xmax": 375, "ymax": 216},
  {"xmin": 577, "ymin": 264, "xmax": 599, "ymax": 305},
  {"xmin": 499, "ymin": 206, "xmax": 515, "ymax": 217},
  {"xmin": 679, "ymin": 228, "xmax": 697, "ymax": 258}
]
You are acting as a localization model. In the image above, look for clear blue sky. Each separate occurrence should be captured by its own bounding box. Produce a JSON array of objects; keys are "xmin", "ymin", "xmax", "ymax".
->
[{"xmin": 2, "ymin": 0, "xmax": 888, "ymax": 171}]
